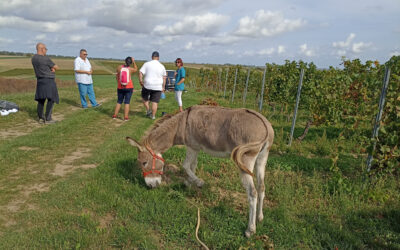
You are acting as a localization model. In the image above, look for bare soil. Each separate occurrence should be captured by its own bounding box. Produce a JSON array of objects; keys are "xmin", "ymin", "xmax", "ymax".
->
[
  {"xmin": 0, "ymin": 77, "xmax": 76, "ymax": 94},
  {"xmin": 52, "ymin": 148, "xmax": 96, "ymax": 177}
]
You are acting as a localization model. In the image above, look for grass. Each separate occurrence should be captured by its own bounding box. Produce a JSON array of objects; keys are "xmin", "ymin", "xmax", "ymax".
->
[{"xmin": 0, "ymin": 72, "xmax": 399, "ymax": 249}]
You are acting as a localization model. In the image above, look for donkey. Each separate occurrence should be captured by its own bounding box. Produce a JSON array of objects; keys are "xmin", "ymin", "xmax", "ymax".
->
[{"xmin": 126, "ymin": 105, "xmax": 274, "ymax": 237}]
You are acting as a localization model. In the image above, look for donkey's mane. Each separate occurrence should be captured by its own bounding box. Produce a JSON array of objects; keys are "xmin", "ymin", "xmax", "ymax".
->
[{"xmin": 141, "ymin": 110, "xmax": 184, "ymax": 147}]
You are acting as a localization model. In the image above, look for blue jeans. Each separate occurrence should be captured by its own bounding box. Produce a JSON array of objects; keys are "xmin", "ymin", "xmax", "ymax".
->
[{"xmin": 77, "ymin": 83, "xmax": 98, "ymax": 108}]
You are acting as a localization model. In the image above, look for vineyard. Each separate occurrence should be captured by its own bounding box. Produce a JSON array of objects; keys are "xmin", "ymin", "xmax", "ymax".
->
[{"xmin": 188, "ymin": 56, "xmax": 400, "ymax": 179}]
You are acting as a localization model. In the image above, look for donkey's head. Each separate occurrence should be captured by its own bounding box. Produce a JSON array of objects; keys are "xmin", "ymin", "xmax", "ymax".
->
[{"xmin": 126, "ymin": 137, "xmax": 165, "ymax": 188}]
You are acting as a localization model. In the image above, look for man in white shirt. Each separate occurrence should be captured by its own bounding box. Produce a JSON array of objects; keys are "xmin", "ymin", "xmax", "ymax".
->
[
  {"xmin": 139, "ymin": 51, "xmax": 166, "ymax": 119},
  {"xmin": 74, "ymin": 49, "xmax": 100, "ymax": 108}
]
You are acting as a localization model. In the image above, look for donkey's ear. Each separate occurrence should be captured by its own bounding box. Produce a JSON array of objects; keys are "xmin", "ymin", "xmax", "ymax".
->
[{"xmin": 126, "ymin": 137, "xmax": 145, "ymax": 152}]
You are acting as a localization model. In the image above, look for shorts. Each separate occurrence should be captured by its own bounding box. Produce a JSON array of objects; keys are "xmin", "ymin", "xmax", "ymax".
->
[
  {"xmin": 117, "ymin": 88, "xmax": 133, "ymax": 104},
  {"xmin": 141, "ymin": 87, "xmax": 162, "ymax": 103}
]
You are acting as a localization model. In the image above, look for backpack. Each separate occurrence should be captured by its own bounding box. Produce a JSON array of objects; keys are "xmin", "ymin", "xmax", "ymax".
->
[{"xmin": 120, "ymin": 66, "xmax": 130, "ymax": 86}]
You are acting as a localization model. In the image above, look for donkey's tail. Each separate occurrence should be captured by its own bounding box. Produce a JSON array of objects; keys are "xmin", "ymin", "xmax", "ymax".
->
[{"xmin": 231, "ymin": 141, "xmax": 264, "ymax": 177}]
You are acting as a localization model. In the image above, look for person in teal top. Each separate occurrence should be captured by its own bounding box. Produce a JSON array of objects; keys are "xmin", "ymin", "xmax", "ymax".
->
[{"xmin": 174, "ymin": 58, "xmax": 185, "ymax": 112}]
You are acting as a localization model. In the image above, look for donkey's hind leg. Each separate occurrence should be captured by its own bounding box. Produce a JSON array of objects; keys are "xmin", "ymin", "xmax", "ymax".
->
[
  {"xmin": 238, "ymin": 154, "xmax": 258, "ymax": 238},
  {"xmin": 183, "ymin": 147, "xmax": 204, "ymax": 187},
  {"xmin": 254, "ymin": 142, "xmax": 270, "ymax": 223}
]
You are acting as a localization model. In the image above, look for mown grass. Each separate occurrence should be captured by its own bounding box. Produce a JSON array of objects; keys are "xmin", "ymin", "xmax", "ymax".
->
[{"xmin": 0, "ymin": 73, "xmax": 399, "ymax": 249}]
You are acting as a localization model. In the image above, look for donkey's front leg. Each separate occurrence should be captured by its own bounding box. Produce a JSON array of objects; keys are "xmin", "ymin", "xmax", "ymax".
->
[{"xmin": 183, "ymin": 147, "xmax": 204, "ymax": 187}]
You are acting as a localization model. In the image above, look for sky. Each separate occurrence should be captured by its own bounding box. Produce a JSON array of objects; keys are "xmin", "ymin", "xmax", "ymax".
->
[{"xmin": 0, "ymin": 0, "xmax": 399, "ymax": 68}]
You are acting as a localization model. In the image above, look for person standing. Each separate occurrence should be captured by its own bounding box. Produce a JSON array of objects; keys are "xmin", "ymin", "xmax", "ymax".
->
[
  {"xmin": 174, "ymin": 58, "xmax": 185, "ymax": 112},
  {"xmin": 74, "ymin": 49, "xmax": 100, "ymax": 108},
  {"xmin": 139, "ymin": 51, "xmax": 167, "ymax": 120},
  {"xmin": 31, "ymin": 43, "xmax": 59, "ymax": 124},
  {"xmin": 112, "ymin": 56, "xmax": 137, "ymax": 121}
]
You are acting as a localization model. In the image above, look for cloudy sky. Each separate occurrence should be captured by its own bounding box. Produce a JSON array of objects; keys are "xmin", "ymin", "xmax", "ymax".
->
[{"xmin": 0, "ymin": 0, "xmax": 399, "ymax": 67}]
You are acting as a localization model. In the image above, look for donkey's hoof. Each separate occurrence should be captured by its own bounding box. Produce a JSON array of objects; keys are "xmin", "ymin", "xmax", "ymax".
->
[
  {"xmin": 184, "ymin": 179, "xmax": 193, "ymax": 187},
  {"xmin": 257, "ymin": 214, "xmax": 264, "ymax": 222},
  {"xmin": 196, "ymin": 179, "xmax": 205, "ymax": 188},
  {"xmin": 245, "ymin": 228, "xmax": 255, "ymax": 238}
]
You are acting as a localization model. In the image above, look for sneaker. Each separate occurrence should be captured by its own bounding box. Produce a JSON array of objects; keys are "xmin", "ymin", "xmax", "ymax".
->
[
  {"xmin": 93, "ymin": 103, "xmax": 102, "ymax": 108},
  {"xmin": 112, "ymin": 115, "xmax": 117, "ymax": 119},
  {"xmin": 124, "ymin": 117, "xmax": 129, "ymax": 122},
  {"xmin": 38, "ymin": 118, "xmax": 45, "ymax": 124},
  {"xmin": 151, "ymin": 116, "xmax": 156, "ymax": 120},
  {"xmin": 146, "ymin": 110, "xmax": 152, "ymax": 117}
]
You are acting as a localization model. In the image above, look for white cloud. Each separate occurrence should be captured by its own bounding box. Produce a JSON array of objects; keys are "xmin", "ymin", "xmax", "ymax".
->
[
  {"xmin": 333, "ymin": 33, "xmax": 355, "ymax": 49},
  {"xmin": 180, "ymin": 0, "xmax": 225, "ymax": 12},
  {"xmin": 259, "ymin": 48, "xmax": 275, "ymax": 56},
  {"xmin": 352, "ymin": 42, "xmax": 372, "ymax": 53},
  {"xmin": 243, "ymin": 51, "xmax": 255, "ymax": 56},
  {"xmin": 123, "ymin": 42, "xmax": 134, "ymax": 49},
  {"xmin": 88, "ymin": 0, "xmax": 171, "ymax": 34},
  {"xmin": 150, "ymin": 36, "xmax": 178, "ymax": 46},
  {"xmin": 225, "ymin": 49, "xmax": 234, "ymax": 55},
  {"xmin": 242, "ymin": 45, "xmax": 286, "ymax": 57},
  {"xmin": 87, "ymin": 0, "xmax": 226, "ymax": 35},
  {"xmin": 234, "ymin": 10, "xmax": 306, "ymax": 38},
  {"xmin": 35, "ymin": 34, "xmax": 46, "ymax": 40},
  {"xmin": 277, "ymin": 45, "xmax": 286, "ymax": 54},
  {"xmin": 186, "ymin": 35, "xmax": 242, "ymax": 49},
  {"xmin": 0, "ymin": 16, "xmax": 62, "ymax": 32},
  {"xmin": 336, "ymin": 50, "xmax": 347, "ymax": 56},
  {"xmin": 389, "ymin": 51, "xmax": 400, "ymax": 57},
  {"xmin": 299, "ymin": 43, "xmax": 315, "ymax": 57},
  {"xmin": 153, "ymin": 13, "xmax": 229, "ymax": 36},
  {"xmin": 0, "ymin": 0, "xmax": 86, "ymax": 21},
  {"xmin": 0, "ymin": 37, "xmax": 13, "ymax": 44},
  {"xmin": 68, "ymin": 35, "xmax": 93, "ymax": 43},
  {"xmin": 185, "ymin": 42, "xmax": 193, "ymax": 50},
  {"xmin": 201, "ymin": 35, "xmax": 241, "ymax": 46},
  {"xmin": 333, "ymin": 33, "xmax": 372, "ymax": 55}
]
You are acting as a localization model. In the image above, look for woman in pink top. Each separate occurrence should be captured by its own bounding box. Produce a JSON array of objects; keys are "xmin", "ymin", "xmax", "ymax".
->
[{"xmin": 112, "ymin": 56, "xmax": 137, "ymax": 121}]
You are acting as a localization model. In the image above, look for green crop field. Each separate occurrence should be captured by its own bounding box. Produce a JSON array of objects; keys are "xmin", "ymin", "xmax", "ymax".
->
[{"xmin": 0, "ymin": 60, "xmax": 399, "ymax": 249}]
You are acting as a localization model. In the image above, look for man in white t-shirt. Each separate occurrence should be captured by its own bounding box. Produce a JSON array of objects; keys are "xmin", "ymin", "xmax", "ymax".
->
[
  {"xmin": 74, "ymin": 49, "xmax": 100, "ymax": 108},
  {"xmin": 139, "ymin": 51, "xmax": 166, "ymax": 119}
]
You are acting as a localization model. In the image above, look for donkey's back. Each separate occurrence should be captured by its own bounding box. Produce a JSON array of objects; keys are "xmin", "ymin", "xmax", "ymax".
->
[{"xmin": 182, "ymin": 105, "xmax": 273, "ymax": 155}]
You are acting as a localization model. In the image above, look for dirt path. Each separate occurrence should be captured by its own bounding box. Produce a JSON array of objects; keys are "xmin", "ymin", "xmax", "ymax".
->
[
  {"xmin": 0, "ymin": 87, "xmax": 149, "ymax": 231},
  {"xmin": 0, "ymin": 97, "xmax": 116, "ymax": 229},
  {"xmin": 0, "ymin": 145, "xmax": 100, "ymax": 229},
  {"xmin": 51, "ymin": 148, "xmax": 97, "ymax": 177},
  {"xmin": 0, "ymin": 97, "xmax": 112, "ymax": 140}
]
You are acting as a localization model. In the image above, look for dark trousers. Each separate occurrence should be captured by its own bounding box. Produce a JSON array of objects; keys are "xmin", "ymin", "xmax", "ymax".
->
[{"xmin": 37, "ymin": 99, "xmax": 54, "ymax": 121}]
